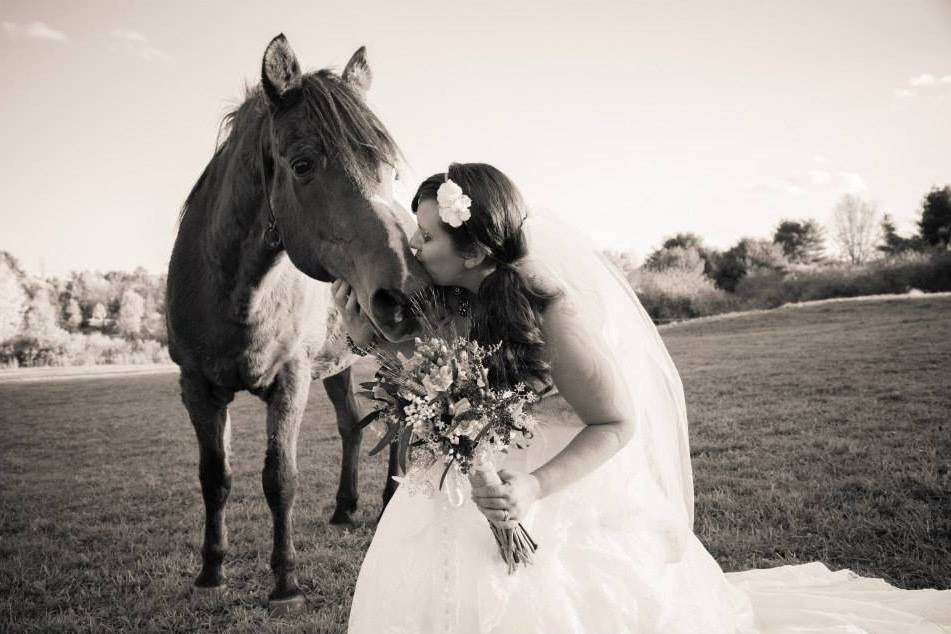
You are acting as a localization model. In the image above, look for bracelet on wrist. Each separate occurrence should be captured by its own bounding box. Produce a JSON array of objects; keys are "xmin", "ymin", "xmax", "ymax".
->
[{"xmin": 346, "ymin": 333, "xmax": 370, "ymax": 356}]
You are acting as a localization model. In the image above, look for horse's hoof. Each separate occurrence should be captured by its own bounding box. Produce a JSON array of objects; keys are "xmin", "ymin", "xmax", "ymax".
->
[
  {"xmin": 268, "ymin": 592, "xmax": 306, "ymax": 617},
  {"xmin": 329, "ymin": 508, "xmax": 354, "ymax": 525},
  {"xmin": 192, "ymin": 583, "xmax": 228, "ymax": 606}
]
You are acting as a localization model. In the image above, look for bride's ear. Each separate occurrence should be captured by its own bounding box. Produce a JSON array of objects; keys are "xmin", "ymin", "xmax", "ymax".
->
[{"xmin": 462, "ymin": 247, "xmax": 488, "ymax": 270}]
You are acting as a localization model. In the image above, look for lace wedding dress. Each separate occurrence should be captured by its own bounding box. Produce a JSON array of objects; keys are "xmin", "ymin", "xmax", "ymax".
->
[{"xmin": 348, "ymin": 212, "xmax": 951, "ymax": 633}]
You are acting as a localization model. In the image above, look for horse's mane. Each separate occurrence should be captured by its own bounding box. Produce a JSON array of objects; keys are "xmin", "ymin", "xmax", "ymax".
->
[
  {"xmin": 299, "ymin": 69, "xmax": 402, "ymax": 192},
  {"xmin": 178, "ymin": 69, "xmax": 402, "ymax": 225}
]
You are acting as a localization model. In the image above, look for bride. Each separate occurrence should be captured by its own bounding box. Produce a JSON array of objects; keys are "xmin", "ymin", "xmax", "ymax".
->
[{"xmin": 336, "ymin": 163, "xmax": 950, "ymax": 633}]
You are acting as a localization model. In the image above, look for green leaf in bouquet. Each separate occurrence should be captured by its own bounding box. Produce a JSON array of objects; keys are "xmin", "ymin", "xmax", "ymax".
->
[
  {"xmin": 356, "ymin": 390, "xmax": 377, "ymax": 401},
  {"xmin": 396, "ymin": 425, "xmax": 413, "ymax": 473},
  {"xmin": 372, "ymin": 386, "xmax": 396, "ymax": 403},
  {"xmin": 359, "ymin": 381, "xmax": 378, "ymax": 391},
  {"xmin": 358, "ymin": 408, "xmax": 385, "ymax": 430},
  {"xmin": 438, "ymin": 459, "xmax": 455, "ymax": 491},
  {"xmin": 368, "ymin": 420, "xmax": 401, "ymax": 455}
]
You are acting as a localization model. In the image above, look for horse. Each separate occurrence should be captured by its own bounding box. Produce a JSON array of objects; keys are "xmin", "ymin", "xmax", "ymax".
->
[{"xmin": 166, "ymin": 34, "xmax": 428, "ymax": 613}]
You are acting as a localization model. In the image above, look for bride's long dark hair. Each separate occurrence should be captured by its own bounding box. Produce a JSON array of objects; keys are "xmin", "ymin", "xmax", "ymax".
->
[{"xmin": 411, "ymin": 163, "xmax": 562, "ymax": 391}]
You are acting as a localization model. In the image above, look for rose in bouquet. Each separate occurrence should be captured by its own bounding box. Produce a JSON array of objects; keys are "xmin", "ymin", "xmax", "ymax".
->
[{"xmin": 357, "ymin": 335, "xmax": 539, "ymax": 574}]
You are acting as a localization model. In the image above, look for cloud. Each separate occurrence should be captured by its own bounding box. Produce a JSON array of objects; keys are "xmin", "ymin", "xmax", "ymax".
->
[
  {"xmin": 111, "ymin": 29, "xmax": 147, "ymax": 43},
  {"xmin": 837, "ymin": 172, "xmax": 866, "ymax": 194},
  {"xmin": 909, "ymin": 73, "xmax": 935, "ymax": 87},
  {"xmin": 768, "ymin": 179, "xmax": 806, "ymax": 195},
  {"xmin": 110, "ymin": 28, "xmax": 169, "ymax": 61},
  {"xmin": 2, "ymin": 20, "xmax": 67, "ymax": 42},
  {"xmin": 897, "ymin": 73, "xmax": 951, "ymax": 98},
  {"xmin": 751, "ymin": 162, "xmax": 867, "ymax": 198}
]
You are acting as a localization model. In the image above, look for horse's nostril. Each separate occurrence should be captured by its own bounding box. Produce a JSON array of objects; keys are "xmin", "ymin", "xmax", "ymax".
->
[
  {"xmin": 371, "ymin": 288, "xmax": 406, "ymax": 323},
  {"xmin": 371, "ymin": 288, "xmax": 421, "ymax": 340}
]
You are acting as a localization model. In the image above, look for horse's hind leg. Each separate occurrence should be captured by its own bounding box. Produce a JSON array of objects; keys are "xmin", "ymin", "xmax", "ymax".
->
[
  {"xmin": 383, "ymin": 442, "xmax": 401, "ymax": 509},
  {"xmin": 180, "ymin": 371, "xmax": 234, "ymax": 591},
  {"xmin": 323, "ymin": 367, "xmax": 363, "ymax": 524},
  {"xmin": 263, "ymin": 356, "xmax": 310, "ymax": 614}
]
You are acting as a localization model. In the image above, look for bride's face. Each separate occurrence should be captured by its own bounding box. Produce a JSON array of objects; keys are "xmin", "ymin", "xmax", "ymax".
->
[{"xmin": 409, "ymin": 199, "xmax": 469, "ymax": 285}]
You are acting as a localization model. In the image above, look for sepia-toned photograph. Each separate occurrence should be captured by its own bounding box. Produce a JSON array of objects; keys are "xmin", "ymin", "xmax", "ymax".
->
[{"xmin": 1, "ymin": 1, "xmax": 949, "ymax": 632}]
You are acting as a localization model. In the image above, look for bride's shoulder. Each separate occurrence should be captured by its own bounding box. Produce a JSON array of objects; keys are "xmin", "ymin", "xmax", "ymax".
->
[
  {"xmin": 519, "ymin": 259, "xmax": 567, "ymax": 303},
  {"xmin": 516, "ymin": 262, "xmax": 573, "ymax": 317},
  {"xmin": 516, "ymin": 259, "xmax": 587, "ymax": 347}
]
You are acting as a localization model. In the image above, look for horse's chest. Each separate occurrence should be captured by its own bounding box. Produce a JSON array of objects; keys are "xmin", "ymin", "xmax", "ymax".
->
[{"xmin": 239, "ymin": 255, "xmax": 331, "ymax": 390}]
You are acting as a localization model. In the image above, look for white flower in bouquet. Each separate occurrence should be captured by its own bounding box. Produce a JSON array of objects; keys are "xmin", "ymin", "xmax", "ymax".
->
[{"xmin": 422, "ymin": 363, "xmax": 454, "ymax": 397}]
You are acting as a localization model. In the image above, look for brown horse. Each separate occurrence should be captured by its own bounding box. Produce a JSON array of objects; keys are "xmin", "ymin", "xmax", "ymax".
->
[{"xmin": 166, "ymin": 34, "xmax": 428, "ymax": 613}]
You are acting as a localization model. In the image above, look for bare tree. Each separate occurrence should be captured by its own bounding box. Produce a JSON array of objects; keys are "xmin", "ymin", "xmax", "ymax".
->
[{"xmin": 832, "ymin": 194, "xmax": 881, "ymax": 264}]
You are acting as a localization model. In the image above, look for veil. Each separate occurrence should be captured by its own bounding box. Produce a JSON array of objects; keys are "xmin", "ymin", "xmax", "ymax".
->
[{"xmin": 520, "ymin": 209, "xmax": 695, "ymax": 532}]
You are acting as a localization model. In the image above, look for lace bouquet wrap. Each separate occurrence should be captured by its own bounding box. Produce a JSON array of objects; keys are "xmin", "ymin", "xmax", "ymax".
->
[{"xmin": 358, "ymin": 335, "xmax": 540, "ymax": 574}]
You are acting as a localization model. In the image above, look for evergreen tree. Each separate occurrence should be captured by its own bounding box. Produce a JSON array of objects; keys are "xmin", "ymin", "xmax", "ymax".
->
[
  {"xmin": 878, "ymin": 214, "xmax": 920, "ymax": 256},
  {"xmin": 918, "ymin": 186, "xmax": 951, "ymax": 249},
  {"xmin": 773, "ymin": 219, "xmax": 826, "ymax": 264}
]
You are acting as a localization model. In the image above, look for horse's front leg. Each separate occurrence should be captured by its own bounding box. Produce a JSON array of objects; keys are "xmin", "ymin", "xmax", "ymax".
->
[
  {"xmin": 323, "ymin": 367, "xmax": 363, "ymax": 524},
  {"xmin": 263, "ymin": 356, "xmax": 310, "ymax": 615},
  {"xmin": 180, "ymin": 371, "xmax": 234, "ymax": 593}
]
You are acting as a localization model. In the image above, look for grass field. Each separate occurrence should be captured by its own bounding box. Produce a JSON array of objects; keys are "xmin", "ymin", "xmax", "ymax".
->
[{"xmin": 1, "ymin": 295, "xmax": 949, "ymax": 632}]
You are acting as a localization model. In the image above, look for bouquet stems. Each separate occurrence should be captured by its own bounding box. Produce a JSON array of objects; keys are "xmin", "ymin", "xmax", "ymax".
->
[{"xmin": 469, "ymin": 464, "xmax": 538, "ymax": 574}]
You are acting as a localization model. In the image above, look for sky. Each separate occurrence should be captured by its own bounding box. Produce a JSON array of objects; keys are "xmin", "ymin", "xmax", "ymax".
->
[{"xmin": 1, "ymin": 0, "xmax": 949, "ymax": 277}]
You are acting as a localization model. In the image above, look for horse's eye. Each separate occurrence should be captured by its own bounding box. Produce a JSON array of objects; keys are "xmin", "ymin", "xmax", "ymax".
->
[{"xmin": 292, "ymin": 159, "xmax": 313, "ymax": 176}]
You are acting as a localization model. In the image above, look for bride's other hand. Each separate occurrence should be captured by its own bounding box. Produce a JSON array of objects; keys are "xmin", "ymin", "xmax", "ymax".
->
[
  {"xmin": 331, "ymin": 279, "xmax": 376, "ymax": 347},
  {"xmin": 471, "ymin": 469, "xmax": 541, "ymax": 523}
]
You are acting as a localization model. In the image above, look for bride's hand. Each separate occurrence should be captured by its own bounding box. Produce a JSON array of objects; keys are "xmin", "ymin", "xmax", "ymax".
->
[
  {"xmin": 471, "ymin": 469, "xmax": 541, "ymax": 523},
  {"xmin": 331, "ymin": 279, "xmax": 376, "ymax": 347}
]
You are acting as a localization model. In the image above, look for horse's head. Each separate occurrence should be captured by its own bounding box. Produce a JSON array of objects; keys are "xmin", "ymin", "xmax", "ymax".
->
[{"xmin": 259, "ymin": 34, "xmax": 429, "ymax": 342}]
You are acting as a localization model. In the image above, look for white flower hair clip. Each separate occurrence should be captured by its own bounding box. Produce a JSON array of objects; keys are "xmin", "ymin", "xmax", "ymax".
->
[{"xmin": 436, "ymin": 178, "xmax": 472, "ymax": 228}]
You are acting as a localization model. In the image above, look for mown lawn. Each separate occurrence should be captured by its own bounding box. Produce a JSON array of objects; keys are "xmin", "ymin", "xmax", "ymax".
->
[{"xmin": 1, "ymin": 295, "xmax": 948, "ymax": 632}]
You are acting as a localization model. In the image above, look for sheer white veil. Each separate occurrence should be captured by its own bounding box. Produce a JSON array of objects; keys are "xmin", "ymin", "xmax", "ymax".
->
[{"xmin": 521, "ymin": 209, "xmax": 695, "ymax": 531}]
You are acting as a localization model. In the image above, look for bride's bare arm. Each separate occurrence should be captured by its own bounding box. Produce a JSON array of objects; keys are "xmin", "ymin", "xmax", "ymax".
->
[{"xmin": 529, "ymin": 298, "xmax": 636, "ymax": 499}]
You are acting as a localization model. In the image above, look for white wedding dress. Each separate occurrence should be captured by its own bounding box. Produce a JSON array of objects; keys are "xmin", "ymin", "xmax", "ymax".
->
[{"xmin": 348, "ymin": 212, "xmax": 951, "ymax": 633}]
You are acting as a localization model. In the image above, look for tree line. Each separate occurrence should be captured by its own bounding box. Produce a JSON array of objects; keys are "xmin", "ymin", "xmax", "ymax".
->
[
  {"xmin": 1, "ymin": 186, "xmax": 949, "ymax": 365},
  {"xmin": 607, "ymin": 186, "xmax": 951, "ymax": 321},
  {"xmin": 0, "ymin": 258, "xmax": 168, "ymax": 367},
  {"xmin": 610, "ymin": 186, "xmax": 950, "ymax": 289}
]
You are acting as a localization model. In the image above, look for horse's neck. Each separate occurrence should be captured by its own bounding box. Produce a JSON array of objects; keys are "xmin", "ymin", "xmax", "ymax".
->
[
  {"xmin": 226, "ymin": 224, "xmax": 286, "ymax": 323},
  {"xmin": 203, "ymin": 178, "xmax": 282, "ymax": 322}
]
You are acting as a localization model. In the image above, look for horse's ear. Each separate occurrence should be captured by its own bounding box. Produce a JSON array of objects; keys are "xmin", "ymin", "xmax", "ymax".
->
[
  {"xmin": 342, "ymin": 46, "xmax": 372, "ymax": 97},
  {"xmin": 262, "ymin": 33, "xmax": 302, "ymax": 109}
]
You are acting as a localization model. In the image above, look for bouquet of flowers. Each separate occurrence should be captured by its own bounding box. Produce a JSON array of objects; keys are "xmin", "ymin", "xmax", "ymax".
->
[{"xmin": 357, "ymin": 334, "xmax": 540, "ymax": 574}]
